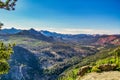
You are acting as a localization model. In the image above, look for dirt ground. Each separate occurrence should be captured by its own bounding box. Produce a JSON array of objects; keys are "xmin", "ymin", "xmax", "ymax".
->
[{"xmin": 77, "ymin": 71, "xmax": 120, "ymax": 80}]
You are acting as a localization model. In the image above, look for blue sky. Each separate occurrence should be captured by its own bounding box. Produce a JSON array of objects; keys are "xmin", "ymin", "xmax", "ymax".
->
[{"xmin": 0, "ymin": 0, "xmax": 120, "ymax": 34}]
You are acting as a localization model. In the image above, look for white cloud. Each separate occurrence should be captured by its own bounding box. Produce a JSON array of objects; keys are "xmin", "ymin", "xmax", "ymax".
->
[
  {"xmin": 1, "ymin": 19, "xmax": 119, "ymax": 35},
  {"xmin": 44, "ymin": 28, "xmax": 115, "ymax": 34}
]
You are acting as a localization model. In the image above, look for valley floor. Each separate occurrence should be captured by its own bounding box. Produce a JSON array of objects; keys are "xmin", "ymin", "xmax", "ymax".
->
[{"xmin": 77, "ymin": 71, "xmax": 120, "ymax": 80}]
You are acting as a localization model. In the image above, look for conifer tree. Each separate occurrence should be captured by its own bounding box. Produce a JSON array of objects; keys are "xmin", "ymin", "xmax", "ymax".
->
[
  {"xmin": 0, "ymin": 0, "xmax": 17, "ymax": 74},
  {"xmin": 0, "ymin": 0, "xmax": 17, "ymax": 10},
  {"xmin": 0, "ymin": 42, "xmax": 14, "ymax": 74}
]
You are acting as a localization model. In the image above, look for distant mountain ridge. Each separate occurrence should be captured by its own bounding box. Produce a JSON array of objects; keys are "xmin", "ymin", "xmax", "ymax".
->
[
  {"xmin": 16, "ymin": 28, "xmax": 54, "ymax": 42},
  {"xmin": 0, "ymin": 27, "xmax": 21, "ymax": 35},
  {"xmin": 0, "ymin": 27, "xmax": 120, "ymax": 45},
  {"xmin": 40, "ymin": 30, "xmax": 120, "ymax": 46},
  {"xmin": 40, "ymin": 30, "xmax": 95, "ymax": 38}
]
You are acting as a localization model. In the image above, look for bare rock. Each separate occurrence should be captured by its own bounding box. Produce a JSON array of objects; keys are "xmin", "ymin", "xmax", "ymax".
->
[
  {"xmin": 78, "ymin": 66, "xmax": 92, "ymax": 76},
  {"xmin": 98, "ymin": 64, "xmax": 117, "ymax": 71}
]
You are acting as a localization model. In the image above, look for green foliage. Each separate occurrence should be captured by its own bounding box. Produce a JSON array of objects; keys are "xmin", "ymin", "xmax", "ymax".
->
[
  {"xmin": 91, "ymin": 66, "xmax": 101, "ymax": 72},
  {"xmin": 0, "ymin": 60, "xmax": 9, "ymax": 74},
  {"xmin": 57, "ymin": 47, "xmax": 119, "ymax": 80},
  {"xmin": 0, "ymin": 0, "xmax": 17, "ymax": 75},
  {"xmin": 0, "ymin": 0, "xmax": 17, "ymax": 10},
  {"xmin": 95, "ymin": 57, "xmax": 115, "ymax": 66},
  {"xmin": 90, "ymin": 57, "xmax": 115, "ymax": 73},
  {"xmin": 113, "ymin": 47, "xmax": 120, "ymax": 64},
  {"xmin": 88, "ymin": 49, "xmax": 120, "ymax": 73},
  {"xmin": 83, "ymin": 47, "xmax": 120, "ymax": 76},
  {"xmin": 0, "ymin": 41, "xmax": 14, "ymax": 74},
  {"xmin": 58, "ymin": 68, "xmax": 79, "ymax": 80},
  {"xmin": 8, "ymin": 36, "xmax": 50, "ymax": 47},
  {"xmin": 44, "ymin": 57, "xmax": 82, "ymax": 76}
]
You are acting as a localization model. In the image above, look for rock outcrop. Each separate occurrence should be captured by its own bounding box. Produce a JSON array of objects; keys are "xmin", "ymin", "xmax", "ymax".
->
[
  {"xmin": 98, "ymin": 64, "xmax": 117, "ymax": 71},
  {"xmin": 78, "ymin": 66, "xmax": 92, "ymax": 76}
]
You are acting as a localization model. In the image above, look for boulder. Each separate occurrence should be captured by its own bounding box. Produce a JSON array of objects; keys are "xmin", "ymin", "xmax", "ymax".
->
[
  {"xmin": 78, "ymin": 66, "xmax": 92, "ymax": 76},
  {"xmin": 98, "ymin": 64, "xmax": 117, "ymax": 71}
]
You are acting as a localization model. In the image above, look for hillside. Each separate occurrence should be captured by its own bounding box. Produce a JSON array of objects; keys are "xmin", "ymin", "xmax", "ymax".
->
[
  {"xmin": 0, "ymin": 28, "xmax": 120, "ymax": 80},
  {"xmin": 0, "ymin": 29, "xmax": 97, "ymax": 80},
  {"xmin": 57, "ymin": 46, "xmax": 120, "ymax": 80}
]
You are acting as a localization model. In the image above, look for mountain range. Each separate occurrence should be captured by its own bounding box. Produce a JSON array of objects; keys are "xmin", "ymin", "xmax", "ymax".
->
[
  {"xmin": 0, "ymin": 28, "xmax": 120, "ymax": 80},
  {"xmin": 0, "ymin": 27, "xmax": 21, "ymax": 35},
  {"xmin": 1, "ymin": 28, "xmax": 120, "ymax": 46}
]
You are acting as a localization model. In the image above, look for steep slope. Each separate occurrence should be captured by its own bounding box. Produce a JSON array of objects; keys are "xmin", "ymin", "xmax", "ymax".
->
[
  {"xmin": 57, "ymin": 47, "xmax": 119, "ymax": 80},
  {"xmin": 0, "ymin": 28, "xmax": 120, "ymax": 80},
  {"xmin": 0, "ymin": 32, "xmax": 98, "ymax": 80},
  {"xmin": 1, "ymin": 46, "xmax": 43, "ymax": 80}
]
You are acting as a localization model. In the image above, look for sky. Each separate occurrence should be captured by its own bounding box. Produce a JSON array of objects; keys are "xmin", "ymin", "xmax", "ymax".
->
[{"xmin": 0, "ymin": 0, "xmax": 120, "ymax": 34}]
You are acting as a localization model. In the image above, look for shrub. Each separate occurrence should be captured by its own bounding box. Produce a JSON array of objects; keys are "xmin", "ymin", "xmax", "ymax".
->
[{"xmin": 91, "ymin": 66, "xmax": 101, "ymax": 72}]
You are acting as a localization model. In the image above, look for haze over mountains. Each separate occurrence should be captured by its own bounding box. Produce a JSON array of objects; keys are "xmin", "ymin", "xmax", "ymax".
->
[
  {"xmin": 1, "ymin": 27, "xmax": 119, "ymax": 35},
  {"xmin": 0, "ymin": 27, "xmax": 120, "ymax": 80},
  {"xmin": 0, "ymin": 27, "xmax": 120, "ymax": 46}
]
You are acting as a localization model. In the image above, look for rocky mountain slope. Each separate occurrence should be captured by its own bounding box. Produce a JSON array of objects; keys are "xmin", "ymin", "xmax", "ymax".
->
[
  {"xmin": 1, "ymin": 46, "xmax": 43, "ymax": 80},
  {"xmin": 57, "ymin": 46, "xmax": 120, "ymax": 80},
  {"xmin": 0, "ymin": 28, "xmax": 120, "ymax": 80}
]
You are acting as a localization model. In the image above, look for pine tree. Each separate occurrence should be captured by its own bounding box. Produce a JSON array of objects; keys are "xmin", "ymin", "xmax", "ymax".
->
[
  {"xmin": 0, "ymin": 23, "xmax": 15, "ymax": 74},
  {"xmin": 0, "ymin": 42, "xmax": 14, "ymax": 74},
  {"xmin": 0, "ymin": 0, "xmax": 17, "ymax": 10},
  {"xmin": 0, "ymin": 0, "xmax": 17, "ymax": 74}
]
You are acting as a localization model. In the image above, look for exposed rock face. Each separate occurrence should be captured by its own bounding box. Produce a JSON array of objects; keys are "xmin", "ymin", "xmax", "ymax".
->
[
  {"xmin": 78, "ymin": 66, "xmax": 92, "ymax": 76},
  {"xmin": 98, "ymin": 64, "xmax": 117, "ymax": 71},
  {"xmin": 78, "ymin": 64, "xmax": 117, "ymax": 77}
]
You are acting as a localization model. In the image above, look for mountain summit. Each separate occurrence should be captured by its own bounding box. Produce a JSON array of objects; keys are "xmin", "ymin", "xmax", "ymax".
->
[{"xmin": 0, "ymin": 27, "xmax": 21, "ymax": 35}]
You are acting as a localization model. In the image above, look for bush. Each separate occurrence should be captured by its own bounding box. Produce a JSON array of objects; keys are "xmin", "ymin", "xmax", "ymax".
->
[{"xmin": 91, "ymin": 66, "xmax": 101, "ymax": 72}]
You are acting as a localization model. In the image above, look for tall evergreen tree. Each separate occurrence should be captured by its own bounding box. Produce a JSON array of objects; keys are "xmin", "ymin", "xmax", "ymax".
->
[{"xmin": 0, "ymin": 42, "xmax": 14, "ymax": 74}]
